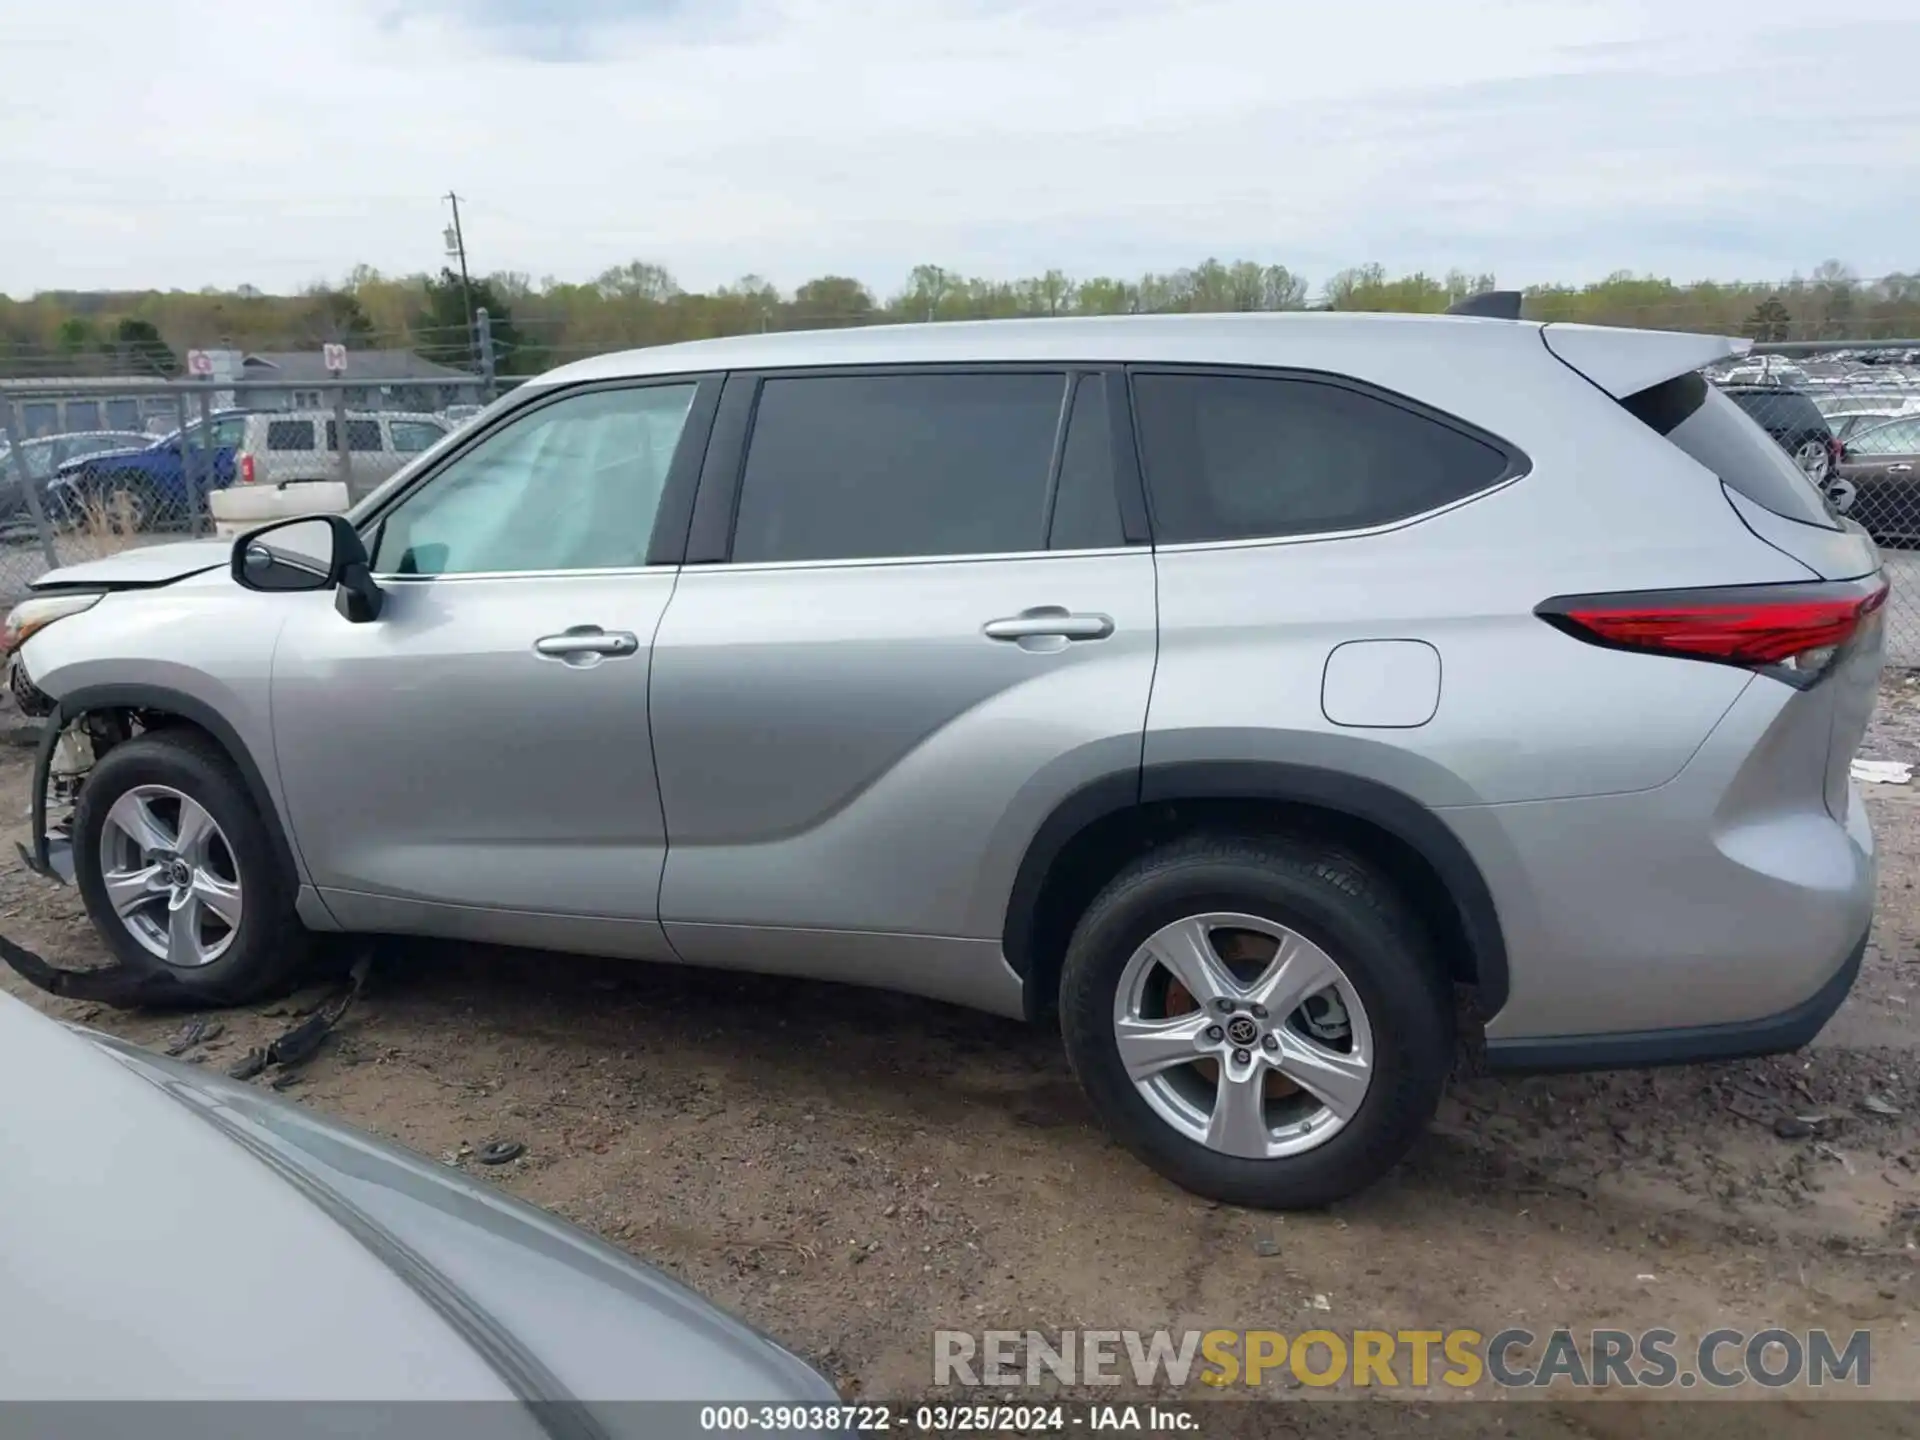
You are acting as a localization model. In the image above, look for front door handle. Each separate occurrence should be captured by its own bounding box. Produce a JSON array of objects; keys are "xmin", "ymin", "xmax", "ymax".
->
[
  {"xmin": 983, "ymin": 607, "xmax": 1115, "ymax": 646},
  {"xmin": 1890, "ymin": 463, "xmax": 1914, "ymax": 474},
  {"xmin": 534, "ymin": 625, "xmax": 639, "ymax": 663}
]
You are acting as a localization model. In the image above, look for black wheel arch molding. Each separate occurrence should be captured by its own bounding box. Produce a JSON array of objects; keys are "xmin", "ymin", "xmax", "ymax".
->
[
  {"xmin": 1000, "ymin": 758, "xmax": 1511, "ymax": 1023},
  {"xmin": 20, "ymin": 682, "xmax": 303, "ymax": 894}
]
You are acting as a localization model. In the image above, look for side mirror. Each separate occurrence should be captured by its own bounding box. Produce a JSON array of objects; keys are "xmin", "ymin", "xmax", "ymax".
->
[{"xmin": 231, "ymin": 514, "xmax": 384, "ymax": 623}]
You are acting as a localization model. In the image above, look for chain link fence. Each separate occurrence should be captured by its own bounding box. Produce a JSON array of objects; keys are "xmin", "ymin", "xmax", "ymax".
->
[
  {"xmin": 1703, "ymin": 343, "xmax": 1920, "ymax": 665},
  {"xmin": 0, "ymin": 377, "xmax": 475, "ymax": 598},
  {"xmin": 5, "ymin": 340, "xmax": 1920, "ymax": 664}
]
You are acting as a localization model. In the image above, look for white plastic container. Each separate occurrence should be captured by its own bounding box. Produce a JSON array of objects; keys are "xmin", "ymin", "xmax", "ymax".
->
[{"xmin": 209, "ymin": 482, "xmax": 351, "ymax": 538}]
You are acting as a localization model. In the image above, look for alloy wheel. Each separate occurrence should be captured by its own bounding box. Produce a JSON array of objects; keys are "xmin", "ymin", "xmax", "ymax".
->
[
  {"xmin": 1793, "ymin": 439, "xmax": 1832, "ymax": 484},
  {"xmin": 98, "ymin": 784, "xmax": 243, "ymax": 967},
  {"xmin": 1112, "ymin": 912, "xmax": 1374, "ymax": 1159}
]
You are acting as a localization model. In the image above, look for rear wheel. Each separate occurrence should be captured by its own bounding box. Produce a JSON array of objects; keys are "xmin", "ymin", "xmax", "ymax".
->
[
  {"xmin": 73, "ymin": 732, "xmax": 308, "ymax": 1005},
  {"xmin": 1792, "ymin": 438, "xmax": 1833, "ymax": 486},
  {"xmin": 1058, "ymin": 833, "xmax": 1453, "ymax": 1209}
]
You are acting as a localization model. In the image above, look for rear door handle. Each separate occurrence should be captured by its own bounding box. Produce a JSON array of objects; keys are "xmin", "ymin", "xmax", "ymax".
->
[
  {"xmin": 1890, "ymin": 463, "xmax": 1914, "ymax": 474},
  {"xmin": 534, "ymin": 625, "xmax": 639, "ymax": 662},
  {"xmin": 983, "ymin": 607, "xmax": 1115, "ymax": 644}
]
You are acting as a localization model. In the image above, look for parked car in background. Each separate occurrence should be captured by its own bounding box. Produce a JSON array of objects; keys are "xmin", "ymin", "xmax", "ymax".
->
[
  {"xmin": 1718, "ymin": 383, "xmax": 1842, "ymax": 484},
  {"xmin": 0, "ymin": 431, "xmax": 154, "ymax": 521},
  {"xmin": 1816, "ymin": 391, "xmax": 1920, "ymax": 425},
  {"xmin": 47, "ymin": 411, "xmax": 250, "ymax": 531},
  {"xmin": 442, "ymin": 403, "xmax": 486, "ymax": 428},
  {"xmin": 49, "ymin": 411, "xmax": 451, "ymax": 528},
  {"xmin": 0, "ymin": 991, "xmax": 839, "ymax": 1416},
  {"xmin": 1836, "ymin": 414, "xmax": 1920, "ymax": 545},
  {"xmin": 217, "ymin": 410, "xmax": 452, "ymax": 502},
  {"xmin": 8, "ymin": 308, "xmax": 1883, "ymax": 1210},
  {"xmin": 1716, "ymin": 357, "xmax": 1810, "ymax": 388}
]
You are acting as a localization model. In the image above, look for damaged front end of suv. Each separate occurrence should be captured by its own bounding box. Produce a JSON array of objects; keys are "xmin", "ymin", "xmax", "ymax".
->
[
  {"xmin": 0, "ymin": 542, "xmax": 255, "ymax": 1004},
  {"xmin": 5, "ymin": 588, "xmax": 118, "ymax": 886}
]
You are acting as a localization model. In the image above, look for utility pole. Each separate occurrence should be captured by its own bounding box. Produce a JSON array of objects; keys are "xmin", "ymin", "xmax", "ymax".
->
[{"xmin": 443, "ymin": 191, "xmax": 476, "ymax": 370}]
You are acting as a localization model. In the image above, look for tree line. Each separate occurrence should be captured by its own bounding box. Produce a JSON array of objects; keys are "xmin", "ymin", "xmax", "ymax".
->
[{"xmin": 3, "ymin": 258, "xmax": 1915, "ymax": 379}]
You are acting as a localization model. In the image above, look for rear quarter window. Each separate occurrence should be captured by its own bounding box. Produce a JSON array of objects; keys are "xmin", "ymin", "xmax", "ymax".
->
[
  {"xmin": 1727, "ymin": 388, "xmax": 1826, "ymax": 434},
  {"xmin": 389, "ymin": 420, "xmax": 447, "ymax": 454},
  {"xmin": 1625, "ymin": 373, "xmax": 1838, "ymax": 530},
  {"xmin": 1130, "ymin": 371, "xmax": 1518, "ymax": 544}
]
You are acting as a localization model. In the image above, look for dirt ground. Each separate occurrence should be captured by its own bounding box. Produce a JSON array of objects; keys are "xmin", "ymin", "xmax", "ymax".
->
[{"xmin": 2, "ymin": 682, "xmax": 1918, "ymax": 1427}]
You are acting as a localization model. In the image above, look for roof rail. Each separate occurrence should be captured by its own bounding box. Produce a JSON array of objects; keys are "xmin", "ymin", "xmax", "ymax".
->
[{"xmin": 1446, "ymin": 290, "xmax": 1525, "ymax": 320}]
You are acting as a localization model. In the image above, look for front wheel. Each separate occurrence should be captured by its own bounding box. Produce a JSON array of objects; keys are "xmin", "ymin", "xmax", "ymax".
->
[
  {"xmin": 1058, "ymin": 833, "xmax": 1453, "ymax": 1209},
  {"xmin": 72, "ymin": 731, "xmax": 308, "ymax": 1005}
]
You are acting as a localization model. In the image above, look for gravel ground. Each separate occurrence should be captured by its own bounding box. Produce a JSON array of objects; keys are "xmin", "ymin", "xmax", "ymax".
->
[{"xmin": 2, "ymin": 684, "xmax": 1918, "ymax": 1425}]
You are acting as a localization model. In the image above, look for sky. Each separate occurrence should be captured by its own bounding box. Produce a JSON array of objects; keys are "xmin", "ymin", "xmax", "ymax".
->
[{"xmin": 2, "ymin": 0, "xmax": 1916, "ymax": 299}]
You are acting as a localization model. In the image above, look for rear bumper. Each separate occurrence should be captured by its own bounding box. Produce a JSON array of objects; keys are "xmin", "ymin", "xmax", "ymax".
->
[{"xmin": 1483, "ymin": 925, "xmax": 1867, "ymax": 1073}]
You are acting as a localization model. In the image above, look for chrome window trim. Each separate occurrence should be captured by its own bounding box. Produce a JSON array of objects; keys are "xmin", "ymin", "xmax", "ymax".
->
[
  {"xmin": 684, "ymin": 545, "xmax": 1142, "ymax": 577},
  {"xmin": 369, "ymin": 564, "xmax": 680, "ymax": 584},
  {"xmin": 1147, "ymin": 473, "xmax": 1526, "ymax": 554}
]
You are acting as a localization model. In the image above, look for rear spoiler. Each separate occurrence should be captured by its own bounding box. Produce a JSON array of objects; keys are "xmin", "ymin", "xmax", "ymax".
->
[
  {"xmin": 1541, "ymin": 324, "xmax": 1753, "ymax": 400},
  {"xmin": 1443, "ymin": 291, "xmax": 1753, "ymax": 402}
]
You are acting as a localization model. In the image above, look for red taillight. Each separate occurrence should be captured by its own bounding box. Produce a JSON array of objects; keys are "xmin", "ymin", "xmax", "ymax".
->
[
  {"xmin": 1539, "ymin": 581, "xmax": 1887, "ymax": 683},
  {"xmin": 239, "ymin": 453, "xmax": 256, "ymax": 485}
]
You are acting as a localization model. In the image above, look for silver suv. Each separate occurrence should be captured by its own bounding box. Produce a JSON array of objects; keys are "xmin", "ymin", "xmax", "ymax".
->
[
  {"xmin": 4, "ymin": 307, "xmax": 1885, "ymax": 1208},
  {"xmin": 225, "ymin": 410, "xmax": 453, "ymax": 498}
]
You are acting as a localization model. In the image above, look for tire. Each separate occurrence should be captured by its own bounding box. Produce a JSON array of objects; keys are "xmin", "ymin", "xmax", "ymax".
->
[
  {"xmin": 1058, "ymin": 832, "xmax": 1453, "ymax": 1209},
  {"xmin": 1791, "ymin": 437, "xmax": 1833, "ymax": 486},
  {"xmin": 72, "ymin": 731, "xmax": 308, "ymax": 1006},
  {"xmin": 103, "ymin": 476, "xmax": 150, "ymax": 534}
]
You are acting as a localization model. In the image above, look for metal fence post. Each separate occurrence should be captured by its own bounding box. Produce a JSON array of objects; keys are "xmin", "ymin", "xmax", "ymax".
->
[
  {"xmin": 332, "ymin": 387, "xmax": 352, "ymax": 495},
  {"xmin": 0, "ymin": 396, "xmax": 60, "ymax": 572},
  {"xmin": 195, "ymin": 386, "xmax": 216, "ymax": 536},
  {"xmin": 174, "ymin": 390, "xmax": 196, "ymax": 537}
]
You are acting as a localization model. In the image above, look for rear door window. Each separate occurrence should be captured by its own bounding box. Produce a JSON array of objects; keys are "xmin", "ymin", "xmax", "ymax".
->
[
  {"xmin": 1130, "ymin": 371, "xmax": 1515, "ymax": 544},
  {"xmin": 266, "ymin": 420, "xmax": 316, "ymax": 451},
  {"xmin": 1624, "ymin": 373, "xmax": 1838, "ymax": 529},
  {"xmin": 729, "ymin": 372, "xmax": 1067, "ymax": 563},
  {"xmin": 328, "ymin": 419, "xmax": 384, "ymax": 452}
]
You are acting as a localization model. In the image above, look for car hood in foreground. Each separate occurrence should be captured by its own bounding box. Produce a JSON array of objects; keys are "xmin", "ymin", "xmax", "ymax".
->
[
  {"xmin": 0, "ymin": 997, "xmax": 834, "ymax": 1416},
  {"xmin": 30, "ymin": 538, "xmax": 233, "ymax": 591}
]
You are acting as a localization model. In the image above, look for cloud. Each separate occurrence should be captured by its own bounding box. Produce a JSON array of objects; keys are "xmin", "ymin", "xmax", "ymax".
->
[
  {"xmin": 378, "ymin": 0, "xmax": 732, "ymax": 60},
  {"xmin": 1, "ymin": 0, "xmax": 1915, "ymax": 297}
]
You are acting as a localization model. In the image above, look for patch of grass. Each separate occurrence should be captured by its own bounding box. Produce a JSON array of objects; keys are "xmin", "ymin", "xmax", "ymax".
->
[{"xmin": 66, "ymin": 490, "xmax": 144, "ymax": 558}]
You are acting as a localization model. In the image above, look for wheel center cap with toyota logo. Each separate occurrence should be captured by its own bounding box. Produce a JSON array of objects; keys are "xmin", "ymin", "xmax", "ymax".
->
[{"xmin": 1226, "ymin": 1015, "xmax": 1260, "ymax": 1047}]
